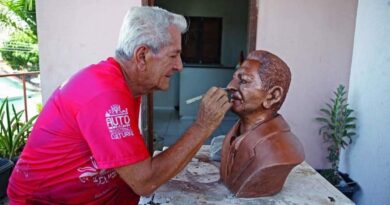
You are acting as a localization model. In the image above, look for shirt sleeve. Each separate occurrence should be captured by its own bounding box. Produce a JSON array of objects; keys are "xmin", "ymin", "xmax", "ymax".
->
[{"xmin": 76, "ymin": 90, "xmax": 150, "ymax": 169}]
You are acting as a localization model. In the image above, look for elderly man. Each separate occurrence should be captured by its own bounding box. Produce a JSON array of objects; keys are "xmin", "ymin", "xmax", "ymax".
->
[
  {"xmin": 7, "ymin": 7, "xmax": 230, "ymax": 204},
  {"xmin": 220, "ymin": 50, "xmax": 305, "ymax": 197}
]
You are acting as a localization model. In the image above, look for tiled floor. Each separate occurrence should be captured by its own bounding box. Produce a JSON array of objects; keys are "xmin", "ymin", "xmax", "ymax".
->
[{"xmin": 153, "ymin": 108, "xmax": 238, "ymax": 146}]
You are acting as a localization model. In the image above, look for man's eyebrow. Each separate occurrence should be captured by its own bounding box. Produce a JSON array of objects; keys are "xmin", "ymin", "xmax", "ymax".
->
[{"xmin": 173, "ymin": 49, "xmax": 181, "ymax": 54}]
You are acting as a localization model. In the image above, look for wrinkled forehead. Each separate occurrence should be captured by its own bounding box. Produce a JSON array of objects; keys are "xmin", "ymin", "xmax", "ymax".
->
[
  {"xmin": 156, "ymin": 25, "xmax": 182, "ymax": 54},
  {"xmin": 235, "ymin": 59, "xmax": 261, "ymax": 75}
]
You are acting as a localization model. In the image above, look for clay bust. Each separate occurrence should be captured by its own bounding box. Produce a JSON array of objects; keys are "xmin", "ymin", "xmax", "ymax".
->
[{"xmin": 220, "ymin": 50, "xmax": 305, "ymax": 197}]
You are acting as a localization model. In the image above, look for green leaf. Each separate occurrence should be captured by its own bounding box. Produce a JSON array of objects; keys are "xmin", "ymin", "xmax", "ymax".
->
[
  {"xmin": 320, "ymin": 108, "xmax": 331, "ymax": 116},
  {"xmin": 319, "ymin": 126, "xmax": 328, "ymax": 135},
  {"xmin": 346, "ymin": 117, "xmax": 356, "ymax": 123},
  {"xmin": 344, "ymin": 109, "xmax": 354, "ymax": 117},
  {"xmin": 345, "ymin": 124, "xmax": 356, "ymax": 129},
  {"xmin": 316, "ymin": 117, "xmax": 331, "ymax": 125},
  {"xmin": 326, "ymin": 103, "xmax": 333, "ymax": 110}
]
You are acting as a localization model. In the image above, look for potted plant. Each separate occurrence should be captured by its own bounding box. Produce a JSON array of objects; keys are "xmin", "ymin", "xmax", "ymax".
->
[
  {"xmin": 316, "ymin": 84, "xmax": 359, "ymax": 199},
  {"xmin": 0, "ymin": 98, "xmax": 37, "ymax": 198}
]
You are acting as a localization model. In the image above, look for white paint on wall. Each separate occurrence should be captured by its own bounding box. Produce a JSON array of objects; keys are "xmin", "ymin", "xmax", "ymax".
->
[
  {"xmin": 339, "ymin": 0, "xmax": 390, "ymax": 204},
  {"xmin": 36, "ymin": 0, "xmax": 141, "ymax": 102},
  {"xmin": 256, "ymin": 0, "xmax": 358, "ymax": 168}
]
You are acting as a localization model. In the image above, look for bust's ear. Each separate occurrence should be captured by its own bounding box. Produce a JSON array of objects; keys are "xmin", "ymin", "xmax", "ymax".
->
[
  {"xmin": 263, "ymin": 86, "xmax": 284, "ymax": 109},
  {"xmin": 133, "ymin": 45, "xmax": 150, "ymax": 71}
]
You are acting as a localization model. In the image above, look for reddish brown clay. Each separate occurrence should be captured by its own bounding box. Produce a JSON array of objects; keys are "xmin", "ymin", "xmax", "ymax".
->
[{"xmin": 220, "ymin": 50, "xmax": 305, "ymax": 197}]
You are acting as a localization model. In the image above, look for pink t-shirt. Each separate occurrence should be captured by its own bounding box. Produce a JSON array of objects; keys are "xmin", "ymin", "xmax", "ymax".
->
[{"xmin": 7, "ymin": 58, "xmax": 150, "ymax": 204}]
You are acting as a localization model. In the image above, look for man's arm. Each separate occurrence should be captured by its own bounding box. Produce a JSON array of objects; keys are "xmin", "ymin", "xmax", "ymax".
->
[{"xmin": 115, "ymin": 87, "xmax": 231, "ymax": 196}]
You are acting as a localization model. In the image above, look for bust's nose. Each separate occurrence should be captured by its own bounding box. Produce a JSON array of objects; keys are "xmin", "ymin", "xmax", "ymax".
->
[{"xmin": 227, "ymin": 79, "xmax": 239, "ymax": 91}]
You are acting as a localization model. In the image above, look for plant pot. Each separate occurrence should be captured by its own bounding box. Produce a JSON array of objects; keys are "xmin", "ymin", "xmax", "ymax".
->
[
  {"xmin": 336, "ymin": 171, "xmax": 360, "ymax": 200},
  {"xmin": 11, "ymin": 156, "xmax": 19, "ymax": 165},
  {"xmin": 316, "ymin": 169, "xmax": 359, "ymax": 200},
  {"xmin": 0, "ymin": 158, "xmax": 14, "ymax": 199}
]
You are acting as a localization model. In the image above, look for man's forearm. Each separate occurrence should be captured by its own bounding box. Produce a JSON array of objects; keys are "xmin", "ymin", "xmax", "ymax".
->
[
  {"xmin": 149, "ymin": 121, "xmax": 212, "ymax": 185},
  {"xmin": 115, "ymin": 121, "xmax": 214, "ymax": 196}
]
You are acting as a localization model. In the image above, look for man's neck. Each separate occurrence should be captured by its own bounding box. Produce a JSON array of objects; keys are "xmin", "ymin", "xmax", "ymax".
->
[{"xmin": 115, "ymin": 57, "xmax": 144, "ymax": 97}]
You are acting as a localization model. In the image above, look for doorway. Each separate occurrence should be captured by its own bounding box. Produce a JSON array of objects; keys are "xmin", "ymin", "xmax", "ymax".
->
[{"xmin": 147, "ymin": 0, "xmax": 257, "ymax": 149}]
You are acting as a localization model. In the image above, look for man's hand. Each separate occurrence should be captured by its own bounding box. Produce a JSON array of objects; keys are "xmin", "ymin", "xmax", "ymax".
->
[{"xmin": 196, "ymin": 87, "xmax": 231, "ymax": 132}]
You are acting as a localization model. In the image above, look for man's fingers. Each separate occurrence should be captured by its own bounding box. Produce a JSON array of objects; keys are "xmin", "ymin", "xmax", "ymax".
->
[
  {"xmin": 215, "ymin": 88, "xmax": 228, "ymax": 101},
  {"xmin": 201, "ymin": 87, "xmax": 229, "ymax": 109},
  {"xmin": 201, "ymin": 87, "xmax": 228, "ymax": 109},
  {"xmin": 207, "ymin": 87, "xmax": 227, "ymax": 103},
  {"xmin": 195, "ymin": 86, "xmax": 231, "ymax": 131},
  {"xmin": 203, "ymin": 87, "xmax": 218, "ymax": 100},
  {"xmin": 217, "ymin": 94, "xmax": 229, "ymax": 107},
  {"xmin": 221, "ymin": 100, "xmax": 232, "ymax": 112}
]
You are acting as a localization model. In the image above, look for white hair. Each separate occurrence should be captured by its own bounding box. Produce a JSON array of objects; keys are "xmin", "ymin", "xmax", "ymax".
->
[{"xmin": 115, "ymin": 6, "xmax": 187, "ymax": 61}]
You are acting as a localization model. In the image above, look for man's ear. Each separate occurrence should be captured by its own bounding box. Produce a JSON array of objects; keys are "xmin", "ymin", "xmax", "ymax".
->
[
  {"xmin": 263, "ymin": 86, "xmax": 284, "ymax": 109},
  {"xmin": 133, "ymin": 45, "xmax": 150, "ymax": 71}
]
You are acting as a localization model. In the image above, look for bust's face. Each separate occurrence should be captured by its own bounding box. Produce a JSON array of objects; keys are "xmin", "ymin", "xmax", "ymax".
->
[{"xmin": 227, "ymin": 59, "xmax": 268, "ymax": 116}]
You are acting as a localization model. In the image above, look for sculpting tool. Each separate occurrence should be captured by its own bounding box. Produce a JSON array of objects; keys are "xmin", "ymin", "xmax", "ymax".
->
[{"xmin": 185, "ymin": 88, "xmax": 231, "ymax": 104}]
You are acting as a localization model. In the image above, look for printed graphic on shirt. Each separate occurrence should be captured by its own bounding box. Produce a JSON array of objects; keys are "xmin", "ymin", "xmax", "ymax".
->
[
  {"xmin": 105, "ymin": 104, "xmax": 134, "ymax": 139},
  {"xmin": 14, "ymin": 158, "xmax": 30, "ymax": 178},
  {"xmin": 77, "ymin": 156, "xmax": 117, "ymax": 185}
]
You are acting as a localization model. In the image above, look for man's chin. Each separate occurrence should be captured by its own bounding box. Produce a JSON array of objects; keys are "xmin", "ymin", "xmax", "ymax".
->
[
  {"xmin": 154, "ymin": 87, "xmax": 169, "ymax": 92},
  {"xmin": 156, "ymin": 83, "xmax": 170, "ymax": 91}
]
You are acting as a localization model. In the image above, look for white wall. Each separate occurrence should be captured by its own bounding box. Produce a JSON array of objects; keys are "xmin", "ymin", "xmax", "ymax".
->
[
  {"xmin": 36, "ymin": 0, "xmax": 141, "ymax": 102},
  {"xmin": 339, "ymin": 0, "xmax": 390, "ymax": 204},
  {"xmin": 256, "ymin": 0, "xmax": 358, "ymax": 168}
]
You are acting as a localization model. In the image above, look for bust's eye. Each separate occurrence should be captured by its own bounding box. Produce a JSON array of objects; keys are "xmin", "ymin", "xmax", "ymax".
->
[{"xmin": 239, "ymin": 79, "xmax": 247, "ymax": 84}]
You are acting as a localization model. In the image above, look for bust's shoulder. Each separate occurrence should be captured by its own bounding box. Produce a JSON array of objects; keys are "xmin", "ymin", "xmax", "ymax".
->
[
  {"xmin": 253, "ymin": 135, "xmax": 305, "ymax": 166},
  {"xmin": 251, "ymin": 116, "xmax": 305, "ymax": 165}
]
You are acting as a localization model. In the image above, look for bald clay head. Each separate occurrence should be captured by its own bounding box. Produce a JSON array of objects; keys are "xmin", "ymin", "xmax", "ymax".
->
[{"xmin": 220, "ymin": 50, "xmax": 304, "ymax": 197}]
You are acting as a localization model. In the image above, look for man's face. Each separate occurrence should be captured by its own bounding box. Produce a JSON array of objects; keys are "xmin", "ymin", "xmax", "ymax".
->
[
  {"xmin": 227, "ymin": 59, "xmax": 268, "ymax": 115},
  {"xmin": 146, "ymin": 25, "xmax": 183, "ymax": 91}
]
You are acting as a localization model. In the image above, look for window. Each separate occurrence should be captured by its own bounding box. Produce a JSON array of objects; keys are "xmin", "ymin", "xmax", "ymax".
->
[{"xmin": 182, "ymin": 17, "xmax": 222, "ymax": 65}]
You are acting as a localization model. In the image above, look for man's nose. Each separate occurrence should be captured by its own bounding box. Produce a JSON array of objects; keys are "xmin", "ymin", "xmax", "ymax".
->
[{"xmin": 174, "ymin": 56, "xmax": 183, "ymax": 71}]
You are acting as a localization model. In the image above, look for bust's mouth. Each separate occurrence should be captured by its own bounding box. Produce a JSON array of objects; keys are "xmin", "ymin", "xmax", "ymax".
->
[{"xmin": 230, "ymin": 91, "xmax": 244, "ymax": 104}]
